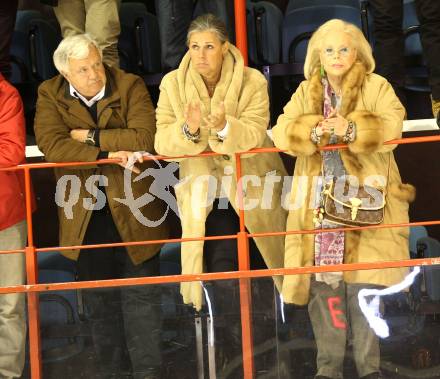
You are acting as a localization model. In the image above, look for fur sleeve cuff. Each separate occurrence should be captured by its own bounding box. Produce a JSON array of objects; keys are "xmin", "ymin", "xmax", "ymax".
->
[
  {"xmin": 389, "ymin": 183, "xmax": 416, "ymax": 203},
  {"xmin": 286, "ymin": 114, "xmax": 323, "ymax": 156},
  {"xmin": 347, "ymin": 110, "xmax": 384, "ymax": 154}
]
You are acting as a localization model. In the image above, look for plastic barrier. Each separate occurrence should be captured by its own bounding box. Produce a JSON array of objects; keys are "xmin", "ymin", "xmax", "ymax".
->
[{"xmin": 1, "ymin": 134, "xmax": 440, "ymax": 378}]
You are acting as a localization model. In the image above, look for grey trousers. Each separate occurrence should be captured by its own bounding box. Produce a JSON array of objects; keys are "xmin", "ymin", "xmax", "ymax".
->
[
  {"xmin": 54, "ymin": 0, "xmax": 121, "ymax": 67},
  {"xmin": 0, "ymin": 220, "xmax": 26, "ymax": 379},
  {"xmin": 308, "ymin": 280, "xmax": 380, "ymax": 379}
]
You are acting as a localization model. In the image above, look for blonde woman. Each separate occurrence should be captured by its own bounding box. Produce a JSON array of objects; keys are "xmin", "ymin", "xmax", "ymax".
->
[{"xmin": 272, "ymin": 19, "xmax": 415, "ymax": 379}]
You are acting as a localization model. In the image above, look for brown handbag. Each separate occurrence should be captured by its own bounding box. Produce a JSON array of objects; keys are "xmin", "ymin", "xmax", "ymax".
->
[
  {"xmin": 322, "ymin": 180, "xmax": 386, "ymax": 227},
  {"xmin": 319, "ymin": 157, "xmax": 390, "ymax": 227}
]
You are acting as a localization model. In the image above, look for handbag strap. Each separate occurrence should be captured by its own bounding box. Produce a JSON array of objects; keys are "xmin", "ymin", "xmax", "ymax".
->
[
  {"xmin": 384, "ymin": 153, "xmax": 391, "ymax": 196},
  {"xmin": 320, "ymin": 152, "xmax": 392, "ymax": 193}
]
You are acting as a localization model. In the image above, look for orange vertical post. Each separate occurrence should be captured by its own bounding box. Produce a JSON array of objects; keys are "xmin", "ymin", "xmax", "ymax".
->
[
  {"xmin": 235, "ymin": 153, "xmax": 255, "ymax": 379},
  {"xmin": 24, "ymin": 168, "xmax": 42, "ymax": 379},
  {"xmin": 234, "ymin": 0, "xmax": 249, "ymax": 65},
  {"xmin": 234, "ymin": 3, "xmax": 253, "ymax": 372}
]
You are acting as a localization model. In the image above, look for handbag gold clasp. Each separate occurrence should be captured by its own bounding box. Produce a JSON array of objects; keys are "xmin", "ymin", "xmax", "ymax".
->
[{"xmin": 349, "ymin": 197, "xmax": 362, "ymax": 220}]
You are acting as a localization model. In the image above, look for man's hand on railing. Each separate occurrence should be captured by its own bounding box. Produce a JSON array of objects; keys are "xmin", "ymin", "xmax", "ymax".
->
[{"xmin": 108, "ymin": 151, "xmax": 143, "ymax": 174}]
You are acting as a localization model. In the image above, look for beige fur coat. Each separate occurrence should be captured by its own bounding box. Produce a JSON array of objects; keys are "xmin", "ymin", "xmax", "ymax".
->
[
  {"xmin": 155, "ymin": 45, "xmax": 288, "ymax": 310},
  {"xmin": 272, "ymin": 62, "xmax": 415, "ymax": 305}
]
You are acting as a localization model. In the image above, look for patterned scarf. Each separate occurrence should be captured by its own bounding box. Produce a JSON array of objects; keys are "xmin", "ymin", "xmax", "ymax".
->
[{"xmin": 314, "ymin": 77, "xmax": 346, "ymax": 287}]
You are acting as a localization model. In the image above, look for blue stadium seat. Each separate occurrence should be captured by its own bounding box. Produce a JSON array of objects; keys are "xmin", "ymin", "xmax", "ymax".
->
[
  {"xmin": 262, "ymin": 0, "xmax": 363, "ymax": 125},
  {"xmin": 10, "ymin": 10, "xmax": 40, "ymax": 85},
  {"xmin": 282, "ymin": 0, "xmax": 362, "ymax": 64},
  {"xmin": 10, "ymin": 10, "xmax": 60, "ymax": 84},
  {"xmin": 29, "ymin": 18, "xmax": 61, "ymax": 81},
  {"xmin": 36, "ymin": 242, "xmax": 184, "ymax": 365},
  {"xmin": 118, "ymin": 2, "xmax": 162, "ymax": 75},
  {"xmin": 38, "ymin": 252, "xmax": 87, "ymax": 363},
  {"xmin": 247, "ymin": 1, "xmax": 283, "ymax": 66},
  {"xmin": 359, "ymin": 0, "xmax": 374, "ymax": 45},
  {"xmin": 10, "ymin": 10, "xmax": 61, "ymax": 135},
  {"xmin": 409, "ymin": 225, "xmax": 428, "ymax": 258},
  {"xmin": 402, "ymin": 0, "xmax": 429, "ymax": 92}
]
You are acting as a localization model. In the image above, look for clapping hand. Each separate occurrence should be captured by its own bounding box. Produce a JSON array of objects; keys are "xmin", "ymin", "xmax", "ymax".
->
[
  {"xmin": 184, "ymin": 101, "xmax": 202, "ymax": 135},
  {"xmin": 202, "ymin": 101, "xmax": 226, "ymax": 132}
]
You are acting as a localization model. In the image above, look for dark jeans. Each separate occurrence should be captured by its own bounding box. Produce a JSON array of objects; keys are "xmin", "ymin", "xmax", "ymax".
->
[
  {"xmin": 369, "ymin": 0, "xmax": 440, "ymax": 103},
  {"xmin": 204, "ymin": 200, "xmax": 268, "ymax": 317},
  {"xmin": 78, "ymin": 206, "xmax": 162, "ymax": 379},
  {"xmin": 0, "ymin": 0, "xmax": 18, "ymax": 78},
  {"xmin": 203, "ymin": 200, "xmax": 275, "ymax": 376}
]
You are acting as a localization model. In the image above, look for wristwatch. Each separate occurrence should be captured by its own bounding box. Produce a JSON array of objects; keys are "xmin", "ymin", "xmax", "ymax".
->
[{"xmin": 85, "ymin": 129, "xmax": 96, "ymax": 146}]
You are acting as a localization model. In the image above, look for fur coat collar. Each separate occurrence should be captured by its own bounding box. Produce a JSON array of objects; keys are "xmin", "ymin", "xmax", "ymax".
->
[{"xmin": 176, "ymin": 44, "xmax": 244, "ymax": 118}]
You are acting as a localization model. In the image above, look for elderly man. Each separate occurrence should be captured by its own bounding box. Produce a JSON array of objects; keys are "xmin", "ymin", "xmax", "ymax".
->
[
  {"xmin": 34, "ymin": 34, "xmax": 168, "ymax": 379},
  {"xmin": 0, "ymin": 72, "xmax": 27, "ymax": 379}
]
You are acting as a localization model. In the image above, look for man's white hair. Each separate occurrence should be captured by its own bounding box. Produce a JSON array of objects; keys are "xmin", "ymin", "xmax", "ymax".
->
[{"xmin": 53, "ymin": 34, "xmax": 103, "ymax": 74}]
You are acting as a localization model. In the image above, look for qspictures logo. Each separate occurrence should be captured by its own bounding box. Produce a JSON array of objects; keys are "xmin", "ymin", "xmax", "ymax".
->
[
  {"xmin": 55, "ymin": 153, "xmax": 180, "ymax": 227},
  {"xmin": 54, "ymin": 153, "xmax": 386, "ymax": 227}
]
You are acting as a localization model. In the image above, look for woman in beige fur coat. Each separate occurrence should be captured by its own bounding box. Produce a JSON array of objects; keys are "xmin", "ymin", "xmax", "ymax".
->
[
  {"xmin": 155, "ymin": 14, "xmax": 287, "ymax": 373},
  {"xmin": 272, "ymin": 20, "xmax": 415, "ymax": 379}
]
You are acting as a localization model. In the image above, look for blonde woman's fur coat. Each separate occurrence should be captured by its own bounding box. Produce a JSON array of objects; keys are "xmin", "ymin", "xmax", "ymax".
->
[{"xmin": 272, "ymin": 62, "xmax": 414, "ymax": 305}]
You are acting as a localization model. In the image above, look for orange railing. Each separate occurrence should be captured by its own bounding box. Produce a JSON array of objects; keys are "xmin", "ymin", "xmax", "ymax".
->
[
  {"xmin": 0, "ymin": 134, "xmax": 439, "ymax": 378},
  {"xmin": 3, "ymin": 1, "xmax": 437, "ymax": 377}
]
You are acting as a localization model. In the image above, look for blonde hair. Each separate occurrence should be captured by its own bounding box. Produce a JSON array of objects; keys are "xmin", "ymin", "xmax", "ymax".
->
[
  {"xmin": 303, "ymin": 19, "xmax": 375, "ymax": 80},
  {"xmin": 53, "ymin": 34, "xmax": 102, "ymax": 74},
  {"xmin": 186, "ymin": 13, "xmax": 229, "ymax": 45}
]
